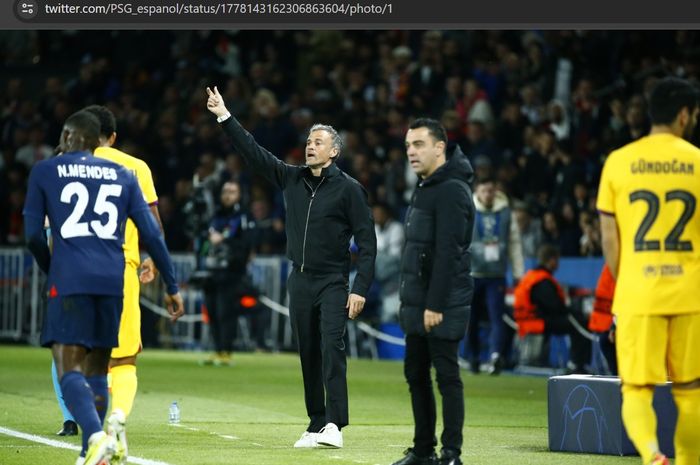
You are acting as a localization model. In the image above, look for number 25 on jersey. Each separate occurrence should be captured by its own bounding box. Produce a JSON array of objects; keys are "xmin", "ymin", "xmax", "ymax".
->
[{"xmin": 60, "ymin": 181, "xmax": 123, "ymax": 240}]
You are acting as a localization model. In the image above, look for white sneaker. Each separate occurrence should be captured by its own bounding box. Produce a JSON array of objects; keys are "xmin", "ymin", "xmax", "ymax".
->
[
  {"xmin": 316, "ymin": 423, "xmax": 343, "ymax": 448},
  {"xmin": 106, "ymin": 409, "xmax": 127, "ymax": 465},
  {"xmin": 75, "ymin": 456, "xmax": 86, "ymax": 465},
  {"xmin": 293, "ymin": 431, "xmax": 318, "ymax": 448},
  {"xmin": 83, "ymin": 431, "xmax": 116, "ymax": 465}
]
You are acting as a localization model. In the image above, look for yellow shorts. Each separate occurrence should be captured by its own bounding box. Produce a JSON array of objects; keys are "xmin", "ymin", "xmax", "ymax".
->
[
  {"xmin": 616, "ymin": 312, "xmax": 700, "ymax": 385},
  {"xmin": 111, "ymin": 264, "xmax": 141, "ymax": 359}
]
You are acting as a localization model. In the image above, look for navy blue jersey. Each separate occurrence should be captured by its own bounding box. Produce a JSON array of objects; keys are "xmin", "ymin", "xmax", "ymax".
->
[{"xmin": 23, "ymin": 151, "xmax": 149, "ymax": 296}]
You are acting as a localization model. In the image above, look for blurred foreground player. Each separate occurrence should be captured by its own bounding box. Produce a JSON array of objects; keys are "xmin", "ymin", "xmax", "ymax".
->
[
  {"xmin": 598, "ymin": 77, "xmax": 700, "ymax": 465},
  {"xmin": 23, "ymin": 111, "xmax": 184, "ymax": 465}
]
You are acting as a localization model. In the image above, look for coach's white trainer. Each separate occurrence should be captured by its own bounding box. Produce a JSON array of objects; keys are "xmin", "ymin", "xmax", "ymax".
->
[
  {"xmin": 316, "ymin": 422, "xmax": 343, "ymax": 448},
  {"xmin": 293, "ymin": 431, "xmax": 318, "ymax": 448},
  {"xmin": 106, "ymin": 409, "xmax": 128, "ymax": 465}
]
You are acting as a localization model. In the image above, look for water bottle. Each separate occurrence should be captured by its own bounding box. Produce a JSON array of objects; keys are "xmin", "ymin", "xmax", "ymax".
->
[{"xmin": 168, "ymin": 401, "xmax": 180, "ymax": 424}]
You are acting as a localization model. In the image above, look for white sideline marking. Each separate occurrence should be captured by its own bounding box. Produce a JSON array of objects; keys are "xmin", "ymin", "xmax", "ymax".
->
[{"xmin": 0, "ymin": 426, "xmax": 174, "ymax": 465}]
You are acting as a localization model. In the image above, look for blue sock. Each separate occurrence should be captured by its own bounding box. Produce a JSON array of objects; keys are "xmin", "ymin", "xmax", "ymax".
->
[
  {"xmin": 85, "ymin": 375, "xmax": 109, "ymax": 456},
  {"xmin": 60, "ymin": 371, "xmax": 102, "ymax": 456},
  {"xmin": 51, "ymin": 361, "xmax": 75, "ymax": 423},
  {"xmin": 86, "ymin": 375, "xmax": 109, "ymax": 425}
]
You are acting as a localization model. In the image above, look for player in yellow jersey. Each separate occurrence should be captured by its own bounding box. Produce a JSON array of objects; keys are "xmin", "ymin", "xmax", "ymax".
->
[
  {"xmin": 85, "ymin": 105, "xmax": 162, "ymax": 465},
  {"xmin": 597, "ymin": 77, "xmax": 700, "ymax": 465}
]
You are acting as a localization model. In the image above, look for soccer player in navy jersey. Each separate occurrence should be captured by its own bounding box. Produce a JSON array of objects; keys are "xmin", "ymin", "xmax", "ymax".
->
[{"xmin": 23, "ymin": 110, "xmax": 184, "ymax": 465}]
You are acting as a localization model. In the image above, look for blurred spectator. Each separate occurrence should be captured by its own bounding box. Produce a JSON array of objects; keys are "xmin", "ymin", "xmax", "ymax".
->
[
  {"xmin": 249, "ymin": 197, "xmax": 286, "ymax": 255},
  {"xmin": 467, "ymin": 178, "xmax": 524, "ymax": 374},
  {"xmin": 372, "ymin": 203, "xmax": 404, "ymax": 323},
  {"xmin": 513, "ymin": 201, "xmax": 543, "ymax": 261},
  {"xmin": 16, "ymin": 124, "xmax": 53, "ymax": 169}
]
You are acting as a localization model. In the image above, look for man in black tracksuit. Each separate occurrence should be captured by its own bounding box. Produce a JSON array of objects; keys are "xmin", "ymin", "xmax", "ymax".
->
[
  {"xmin": 392, "ymin": 118, "xmax": 474, "ymax": 465},
  {"xmin": 206, "ymin": 86, "xmax": 376, "ymax": 449}
]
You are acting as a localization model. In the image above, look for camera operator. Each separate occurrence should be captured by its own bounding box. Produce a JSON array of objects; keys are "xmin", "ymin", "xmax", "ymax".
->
[{"xmin": 202, "ymin": 181, "xmax": 253, "ymax": 365}]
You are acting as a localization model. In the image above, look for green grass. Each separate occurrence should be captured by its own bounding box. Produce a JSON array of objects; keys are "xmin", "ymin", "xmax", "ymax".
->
[{"xmin": 0, "ymin": 345, "xmax": 637, "ymax": 465}]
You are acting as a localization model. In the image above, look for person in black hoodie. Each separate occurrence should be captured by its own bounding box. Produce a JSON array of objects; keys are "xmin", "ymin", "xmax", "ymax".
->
[
  {"xmin": 392, "ymin": 118, "xmax": 475, "ymax": 465},
  {"xmin": 206, "ymin": 86, "xmax": 376, "ymax": 449}
]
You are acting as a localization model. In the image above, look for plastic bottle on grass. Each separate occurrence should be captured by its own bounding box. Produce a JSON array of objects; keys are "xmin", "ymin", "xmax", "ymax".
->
[{"xmin": 169, "ymin": 401, "xmax": 180, "ymax": 424}]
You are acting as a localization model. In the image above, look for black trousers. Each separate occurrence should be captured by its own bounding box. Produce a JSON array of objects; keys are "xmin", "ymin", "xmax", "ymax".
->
[
  {"xmin": 404, "ymin": 334, "xmax": 464, "ymax": 457},
  {"xmin": 288, "ymin": 268, "xmax": 349, "ymax": 431},
  {"xmin": 204, "ymin": 273, "xmax": 241, "ymax": 353},
  {"xmin": 545, "ymin": 312, "xmax": 591, "ymax": 369}
]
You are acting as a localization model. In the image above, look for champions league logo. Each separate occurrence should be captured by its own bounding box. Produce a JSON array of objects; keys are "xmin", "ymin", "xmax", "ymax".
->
[{"xmin": 558, "ymin": 384, "xmax": 621, "ymax": 454}]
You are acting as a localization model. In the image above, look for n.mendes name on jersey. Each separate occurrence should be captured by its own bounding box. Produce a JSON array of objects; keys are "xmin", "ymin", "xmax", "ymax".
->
[{"xmin": 57, "ymin": 163, "xmax": 119, "ymax": 180}]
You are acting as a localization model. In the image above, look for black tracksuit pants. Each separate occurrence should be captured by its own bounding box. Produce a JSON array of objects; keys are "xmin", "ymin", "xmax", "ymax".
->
[
  {"xmin": 288, "ymin": 268, "xmax": 349, "ymax": 431},
  {"xmin": 405, "ymin": 334, "xmax": 464, "ymax": 457}
]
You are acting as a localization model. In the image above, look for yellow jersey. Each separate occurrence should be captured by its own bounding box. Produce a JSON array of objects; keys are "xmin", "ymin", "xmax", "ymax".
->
[
  {"xmin": 95, "ymin": 146, "xmax": 158, "ymax": 268},
  {"xmin": 597, "ymin": 133, "xmax": 700, "ymax": 315}
]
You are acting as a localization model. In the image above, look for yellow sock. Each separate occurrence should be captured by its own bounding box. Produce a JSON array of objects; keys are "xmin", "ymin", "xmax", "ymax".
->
[
  {"xmin": 672, "ymin": 387, "xmax": 700, "ymax": 465},
  {"xmin": 110, "ymin": 364, "xmax": 138, "ymax": 418},
  {"xmin": 621, "ymin": 384, "xmax": 659, "ymax": 464}
]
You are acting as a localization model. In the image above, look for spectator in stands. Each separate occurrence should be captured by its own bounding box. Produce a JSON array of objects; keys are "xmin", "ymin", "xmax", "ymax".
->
[
  {"xmin": 513, "ymin": 200, "xmax": 543, "ymax": 261},
  {"xmin": 372, "ymin": 202, "xmax": 404, "ymax": 323},
  {"xmin": 249, "ymin": 197, "xmax": 286, "ymax": 255},
  {"xmin": 513, "ymin": 244, "xmax": 590, "ymax": 373},
  {"xmin": 15, "ymin": 124, "xmax": 53, "ymax": 169},
  {"xmin": 467, "ymin": 177, "xmax": 524, "ymax": 375}
]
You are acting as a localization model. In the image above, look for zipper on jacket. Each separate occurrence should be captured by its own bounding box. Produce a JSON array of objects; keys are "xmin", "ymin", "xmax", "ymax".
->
[{"xmin": 301, "ymin": 177, "xmax": 325, "ymax": 272}]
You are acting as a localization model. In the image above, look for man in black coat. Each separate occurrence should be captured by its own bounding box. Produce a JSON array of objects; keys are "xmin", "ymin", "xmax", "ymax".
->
[
  {"xmin": 392, "ymin": 118, "xmax": 475, "ymax": 465},
  {"xmin": 206, "ymin": 86, "xmax": 376, "ymax": 449}
]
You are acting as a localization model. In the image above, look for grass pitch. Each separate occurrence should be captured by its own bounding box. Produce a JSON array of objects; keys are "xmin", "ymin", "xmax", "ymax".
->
[{"xmin": 0, "ymin": 345, "xmax": 638, "ymax": 465}]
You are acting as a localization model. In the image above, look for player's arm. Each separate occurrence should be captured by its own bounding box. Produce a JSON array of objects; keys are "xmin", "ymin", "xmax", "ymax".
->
[
  {"xmin": 131, "ymin": 208, "xmax": 184, "ymax": 321},
  {"xmin": 25, "ymin": 216, "xmax": 50, "ymax": 273},
  {"xmin": 126, "ymin": 175, "xmax": 184, "ymax": 320},
  {"xmin": 206, "ymin": 86, "xmax": 290, "ymax": 189},
  {"xmin": 599, "ymin": 213, "xmax": 620, "ymax": 280},
  {"xmin": 344, "ymin": 182, "xmax": 377, "ymax": 320},
  {"xmin": 139, "ymin": 203, "xmax": 164, "ymax": 284},
  {"xmin": 22, "ymin": 166, "xmax": 51, "ymax": 273}
]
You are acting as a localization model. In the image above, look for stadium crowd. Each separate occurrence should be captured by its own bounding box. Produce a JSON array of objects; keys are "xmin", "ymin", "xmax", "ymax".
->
[{"xmin": 2, "ymin": 30, "xmax": 699, "ymax": 256}]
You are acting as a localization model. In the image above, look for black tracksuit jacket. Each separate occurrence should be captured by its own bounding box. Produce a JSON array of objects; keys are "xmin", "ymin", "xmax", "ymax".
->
[{"xmin": 220, "ymin": 117, "xmax": 376, "ymax": 296}]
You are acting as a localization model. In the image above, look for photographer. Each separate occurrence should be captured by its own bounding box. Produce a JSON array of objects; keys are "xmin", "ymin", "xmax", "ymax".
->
[{"xmin": 202, "ymin": 181, "xmax": 253, "ymax": 365}]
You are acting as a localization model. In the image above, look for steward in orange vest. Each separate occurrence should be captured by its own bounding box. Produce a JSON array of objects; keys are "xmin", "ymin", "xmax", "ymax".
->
[
  {"xmin": 588, "ymin": 264, "xmax": 615, "ymax": 333},
  {"xmin": 512, "ymin": 244, "xmax": 591, "ymax": 372}
]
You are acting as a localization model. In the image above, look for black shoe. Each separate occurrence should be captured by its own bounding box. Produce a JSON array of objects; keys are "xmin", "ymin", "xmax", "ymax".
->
[
  {"xmin": 391, "ymin": 448, "xmax": 437, "ymax": 465},
  {"xmin": 56, "ymin": 420, "xmax": 78, "ymax": 436},
  {"xmin": 438, "ymin": 448, "xmax": 462, "ymax": 465},
  {"xmin": 469, "ymin": 359, "xmax": 480, "ymax": 374},
  {"xmin": 487, "ymin": 353, "xmax": 504, "ymax": 376}
]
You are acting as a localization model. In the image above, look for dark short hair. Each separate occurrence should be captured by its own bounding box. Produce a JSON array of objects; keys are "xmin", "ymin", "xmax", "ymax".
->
[
  {"xmin": 83, "ymin": 104, "xmax": 117, "ymax": 138},
  {"xmin": 474, "ymin": 176, "xmax": 496, "ymax": 187},
  {"xmin": 649, "ymin": 77, "xmax": 700, "ymax": 125},
  {"xmin": 537, "ymin": 243, "xmax": 560, "ymax": 265},
  {"xmin": 64, "ymin": 110, "xmax": 101, "ymax": 151},
  {"xmin": 408, "ymin": 117, "xmax": 447, "ymax": 144}
]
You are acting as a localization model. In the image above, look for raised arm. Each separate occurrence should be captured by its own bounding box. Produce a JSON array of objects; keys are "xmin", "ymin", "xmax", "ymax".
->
[{"xmin": 206, "ymin": 86, "xmax": 291, "ymax": 189}]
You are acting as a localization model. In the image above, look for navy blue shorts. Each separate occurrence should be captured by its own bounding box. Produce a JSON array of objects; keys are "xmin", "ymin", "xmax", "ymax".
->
[{"xmin": 40, "ymin": 294, "xmax": 123, "ymax": 350}]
